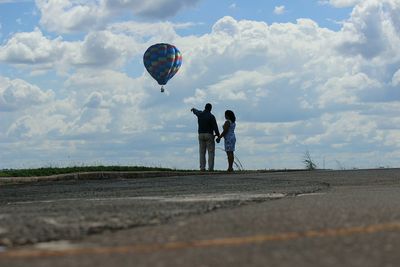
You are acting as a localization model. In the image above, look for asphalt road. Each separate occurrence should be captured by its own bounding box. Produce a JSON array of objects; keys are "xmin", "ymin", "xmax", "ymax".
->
[{"xmin": 0, "ymin": 169, "xmax": 399, "ymax": 266}]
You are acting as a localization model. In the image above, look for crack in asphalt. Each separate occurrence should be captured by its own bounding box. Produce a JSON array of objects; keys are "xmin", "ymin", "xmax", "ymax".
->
[{"xmin": 0, "ymin": 178, "xmax": 330, "ymax": 248}]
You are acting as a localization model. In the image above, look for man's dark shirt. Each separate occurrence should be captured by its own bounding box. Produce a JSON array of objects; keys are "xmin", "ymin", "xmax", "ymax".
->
[{"xmin": 192, "ymin": 109, "xmax": 220, "ymax": 136}]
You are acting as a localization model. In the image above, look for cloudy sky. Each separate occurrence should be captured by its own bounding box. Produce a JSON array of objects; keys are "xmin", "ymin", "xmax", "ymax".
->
[{"xmin": 1, "ymin": 0, "xmax": 400, "ymax": 170}]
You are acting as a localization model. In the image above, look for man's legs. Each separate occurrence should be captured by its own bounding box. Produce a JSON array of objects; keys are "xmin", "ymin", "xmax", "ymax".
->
[
  {"xmin": 206, "ymin": 134, "xmax": 215, "ymax": 171},
  {"xmin": 198, "ymin": 134, "xmax": 207, "ymax": 171}
]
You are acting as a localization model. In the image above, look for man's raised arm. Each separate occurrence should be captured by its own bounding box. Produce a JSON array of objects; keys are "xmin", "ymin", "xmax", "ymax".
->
[{"xmin": 191, "ymin": 108, "xmax": 201, "ymax": 116}]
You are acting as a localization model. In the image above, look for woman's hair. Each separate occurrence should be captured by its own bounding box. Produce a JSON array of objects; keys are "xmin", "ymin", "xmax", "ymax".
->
[{"xmin": 225, "ymin": 110, "xmax": 236, "ymax": 123}]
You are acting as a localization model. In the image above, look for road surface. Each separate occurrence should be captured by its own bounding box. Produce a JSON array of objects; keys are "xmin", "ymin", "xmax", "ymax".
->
[{"xmin": 0, "ymin": 169, "xmax": 399, "ymax": 266}]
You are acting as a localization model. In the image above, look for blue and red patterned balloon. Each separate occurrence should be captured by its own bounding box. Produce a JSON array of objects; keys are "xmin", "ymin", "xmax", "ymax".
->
[{"xmin": 143, "ymin": 43, "xmax": 182, "ymax": 92}]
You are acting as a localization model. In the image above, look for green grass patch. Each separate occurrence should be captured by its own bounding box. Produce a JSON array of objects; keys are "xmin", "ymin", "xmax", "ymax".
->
[{"xmin": 0, "ymin": 166, "xmax": 185, "ymax": 177}]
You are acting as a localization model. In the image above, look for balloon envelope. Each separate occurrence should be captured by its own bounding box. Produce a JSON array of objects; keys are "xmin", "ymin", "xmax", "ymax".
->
[{"xmin": 143, "ymin": 43, "xmax": 182, "ymax": 86}]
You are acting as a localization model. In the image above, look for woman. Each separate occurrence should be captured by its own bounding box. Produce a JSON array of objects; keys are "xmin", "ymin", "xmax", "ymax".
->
[{"xmin": 217, "ymin": 110, "xmax": 236, "ymax": 172}]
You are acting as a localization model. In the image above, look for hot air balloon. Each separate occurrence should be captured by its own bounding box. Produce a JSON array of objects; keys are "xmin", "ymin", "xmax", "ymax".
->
[{"xmin": 143, "ymin": 43, "xmax": 182, "ymax": 93}]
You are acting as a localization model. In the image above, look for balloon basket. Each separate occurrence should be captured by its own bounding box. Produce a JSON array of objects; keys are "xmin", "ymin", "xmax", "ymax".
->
[{"xmin": 160, "ymin": 86, "xmax": 165, "ymax": 93}]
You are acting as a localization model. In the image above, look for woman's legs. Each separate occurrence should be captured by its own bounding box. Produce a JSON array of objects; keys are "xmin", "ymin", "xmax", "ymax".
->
[{"xmin": 226, "ymin": 151, "xmax": 234, "ymax": 171}]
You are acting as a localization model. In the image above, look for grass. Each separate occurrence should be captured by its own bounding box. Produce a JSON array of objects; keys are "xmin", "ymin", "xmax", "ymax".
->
[
  {"xmin": 303, "ymin": 151, "xmax": 317, "ymax": 170},
  {"xmin": 0, "ymin": 161, "xmax": 318, "ymax": 178},
  {"xmin": 0, "ymin": 166, "xmax": 184, "ymax": 177}
]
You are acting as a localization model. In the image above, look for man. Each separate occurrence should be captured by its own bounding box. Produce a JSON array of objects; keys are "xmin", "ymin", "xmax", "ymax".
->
[{"xmin": 191, "ymin": 103, "xmax": 220, "ymax": 171}]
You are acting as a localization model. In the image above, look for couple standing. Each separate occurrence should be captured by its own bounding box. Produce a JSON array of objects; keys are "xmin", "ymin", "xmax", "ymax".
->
[{"xmin": 191, "ymin": 103, "xmax": 236, "ymax": 172}]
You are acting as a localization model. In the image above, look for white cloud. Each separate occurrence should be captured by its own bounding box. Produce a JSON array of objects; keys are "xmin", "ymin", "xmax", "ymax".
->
[
  {"xmin": 274, "ymin": 5, "xmax": 286, "ymax": 15},
  {"xmin": 0, "ymin": 70, "xmax": 152, "ymax": 167},
  {"xmin": 63, "ymin": 69, "xmax": 150, "ymax": 135},
  {"xmin": 392, "ymin": 69, "xmax": 400, "ymax": 86},
  {"xmin": 35, "ymin": 0, "xmax": 202, "ymax": 33},
  {"xmin": 0, "ymin": 28, "xmax": 64, "ymax": 66},
  {"xmin": 183, "ymin": 88, "xmax": 207, "ymax": 106},
  {"xmin": 320, "ymin": 0, "xmax": 362, "ymax": 8},
  {"xmin": 0, "ymin": 76, "xmax": 54, "ymax": 112},
  {"xmin": 0, "ymin": 0, "xmax": 27, "ymax": 3},
  {"xmin": 69, "ymin": 106, "xmax": 112, "ymax": 135},
  {"xmin": 337, "ymin": 0, "xmax": 400, "ymax": 61},
  {"xmin": 0, "ymin": 19, "xmax": 197, "ymax": 73},
  {"xmin": 105, "ymin": 0, "xmax": 201, "ymax": 19},
  {"xmin": 72, "ymin": 30, "xmax": 137, "ymax": 67},
  {"xmin": 84, "ymin": 91, "xmax": 103, "ymax": 109},
  {"xmin": 106, "ymin": 21, "xmax": 182, "ymax": 42},
  {"xmin": 2, "ymin": 0, "xmax": 400, "ymax": 169},
  {"xmin": 0, "ymin": 28, "xmax": 140, "ymax": 72},
  {"xmin": 317, "ymin": 73, "xmax": 381, "ymax": 108},
  {"xmin": 177, "ymin": 8, "xmax": 400, "ymax": 168},
  {"xmin": 36, "ymin": 0, "xmax": 108, "ymax": 33},
  {"xmin": 303, "ymin": 112, "xmax": 379, "ymax": 147}
]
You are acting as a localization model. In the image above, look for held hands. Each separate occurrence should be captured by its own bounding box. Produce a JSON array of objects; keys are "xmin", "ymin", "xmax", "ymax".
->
[{"xmin": 215, "ymin": 135, "xmax": 221, "ymax": 143}]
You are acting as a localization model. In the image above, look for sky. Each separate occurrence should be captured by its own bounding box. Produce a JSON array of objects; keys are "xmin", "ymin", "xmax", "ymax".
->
[{"xmin": 1, "ymin": 0, "xmax": 400, "ymax": 170}]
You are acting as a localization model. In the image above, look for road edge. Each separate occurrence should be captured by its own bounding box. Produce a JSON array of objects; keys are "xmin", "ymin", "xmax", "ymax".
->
[{"xmin": 0, "ymin": 171, "xmax": 233, "ymax": 185}]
